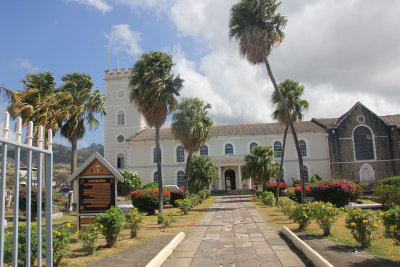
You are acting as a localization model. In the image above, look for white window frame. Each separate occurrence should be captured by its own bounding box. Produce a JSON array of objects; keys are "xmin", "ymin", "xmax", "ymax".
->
[
  {"xmin": 352, "ymin": 124, "xmax": 376, "ymax": 162},
  {"xmin": 224, "ymin": 142, "xmax": 235, "ymax": 155},
  {"xmin": 248, "ymin": 140, "xmax": 259, "ymax": 154},
  {"xmin": 176, "ymin": 170, "xmax": 186, "ymax": 188},
  {"xmin": 273, "ymin": 140, "xmax": 283, "ymax": 158},
  {"xmin": 200, "ymin": 144, "xmax": 209, "ymax": 156},
  {"xmin": 116, "ymin": 152, "xmax": 125, "ymax": 169},
  {"xmin": 176, "ymin": 145, "xmax": 185, "ymax": 163}
]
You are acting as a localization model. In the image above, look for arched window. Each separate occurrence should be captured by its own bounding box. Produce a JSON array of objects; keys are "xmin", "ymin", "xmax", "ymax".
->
[
  {"xmin": 354, "ymin": 126, "xmax": 374, "ymax": 160},
  {"xmin": 154, "ymin": 171, "xmax": 159, "ymax": 183},
  {"xmin": 153, "ymin": 147, "xmax": 161, "ymax": 163},
  {"xmin": 303, "ymin": 166, "xmax": 309, "ymax": 183},
  {"xmin": 299, "ymin": 140, "xmax": 307, "ymax": 157},
  {"xmin": 117, "ymin": 153, "xmax": 125, "ymax": 169},
  {"xmin": 200, "ymin": 145, "xmax": 208, "ymax": 156},
  {"xmin": 177, "ymin": 171, "xmax": 185, "ymax": 187},
  {"xmin": 250, "ymin": 142, "xmax": 257, "ymax": 152},
  {"xmin": 176, "ymin": 146, "xmax": 185, "ymax": 162},
  {"xmin": 273, "ymin": 141, "xmax": 282, "ymax": 158},
  {"xmin": 225, "ymin": 143, "xmax": 233, "ymax": 155},
  {"xmin": 117, "ymin": 110, "xmax": 125, "ymax": 126}
]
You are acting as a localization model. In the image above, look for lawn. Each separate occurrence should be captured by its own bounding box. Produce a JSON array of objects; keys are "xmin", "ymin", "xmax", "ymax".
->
[
  {"xmin": 4, "ymin": 197, "xmax": 215, "ymax": 266},
  {"xmin": 251, "ymin": 196, "xmax": 400, "ymax": 262}
]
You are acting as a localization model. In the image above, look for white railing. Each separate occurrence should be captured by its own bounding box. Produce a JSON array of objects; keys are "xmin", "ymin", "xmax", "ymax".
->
[{"xmin": 0, "ymin": 112, "xmax": 53, "ymax": 267}]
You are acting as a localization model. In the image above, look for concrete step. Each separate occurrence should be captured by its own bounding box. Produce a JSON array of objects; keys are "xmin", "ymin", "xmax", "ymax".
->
[{"xmin": 211, "ymin": 189, "xmax": 254, "ymax": 196}]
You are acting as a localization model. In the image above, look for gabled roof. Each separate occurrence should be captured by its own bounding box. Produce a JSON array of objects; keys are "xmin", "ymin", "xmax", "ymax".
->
[
  {"xmin": 127, "ymin": 121, "xmax": 326, "ymax": 142},
  {"xmin": 68, "ymin": 151, "xmax": 124, "ymax": 182},
  {"xmin": 312, "ymin": 114, "xmax": 400, "ymax": 128}
]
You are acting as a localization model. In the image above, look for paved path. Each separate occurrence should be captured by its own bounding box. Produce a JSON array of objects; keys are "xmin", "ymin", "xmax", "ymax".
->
[{"xmin": 163, "ymin": 195, "xmax": 307, "ymax": 267}]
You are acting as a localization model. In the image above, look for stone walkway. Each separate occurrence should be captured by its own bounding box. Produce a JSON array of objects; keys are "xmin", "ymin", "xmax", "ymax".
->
[{"xmin": 163, "ymin": 195, "xmax": 307, "ymax": 267}]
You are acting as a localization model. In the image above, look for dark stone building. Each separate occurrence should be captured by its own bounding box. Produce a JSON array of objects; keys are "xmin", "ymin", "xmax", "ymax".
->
[{"xmin": 312, "ymin": 102, "xmax": 400, "ymax": 182}]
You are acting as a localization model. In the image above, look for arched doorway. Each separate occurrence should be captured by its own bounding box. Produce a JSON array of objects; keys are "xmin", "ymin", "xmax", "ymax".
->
[{"xmin": 225, "ymin": 169, "xmax": 236, "ymax": 190}]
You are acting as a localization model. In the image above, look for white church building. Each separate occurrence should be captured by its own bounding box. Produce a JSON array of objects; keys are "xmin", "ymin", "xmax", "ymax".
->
[{"xmin": 104, "ymin": 68, "xmax": 400, "ymax": 190}]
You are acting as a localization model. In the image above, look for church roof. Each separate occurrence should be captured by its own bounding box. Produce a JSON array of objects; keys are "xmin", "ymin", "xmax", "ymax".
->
[
  {"xmin": 312, "ymin": 115, "xmax": 400, "ymax": 128},
  {"xmin": 128, "ymin": 120, "xmax": 326, "ymax": 142}
]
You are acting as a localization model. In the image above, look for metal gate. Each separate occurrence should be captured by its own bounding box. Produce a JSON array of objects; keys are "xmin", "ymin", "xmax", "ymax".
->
[{"xmin": 0, "ymin": 112, "xmax": 53, "ymax": 266}]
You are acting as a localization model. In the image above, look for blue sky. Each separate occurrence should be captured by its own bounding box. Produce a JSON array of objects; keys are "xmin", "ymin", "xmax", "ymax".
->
[{"xmin": 1, "ymin": 0, "xmax": 400, "ymax": 149}]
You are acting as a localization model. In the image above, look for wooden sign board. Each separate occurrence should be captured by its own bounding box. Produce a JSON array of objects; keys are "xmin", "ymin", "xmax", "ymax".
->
[
  {"xmin": 79, "ymin": 216, "xmax": 97, "ymax": 226},
  {"xmin": 79, "ymin": 177, "xmax": 116, "ymax": 213}
]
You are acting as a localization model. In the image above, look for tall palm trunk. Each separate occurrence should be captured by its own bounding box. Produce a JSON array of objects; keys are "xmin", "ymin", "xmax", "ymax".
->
[
  {"xmin": 155, "ymin": 126, "xmax": 163, "ymax": 213},
  {"xmin": 71, "ymin": 137, "xmax": 78, "ymax": 174},
  {"xmin": 276, "ymin": 124, "xmax": 288, "ymax": 206},
  {"xmin": 263, "ymin": 58, "xmax": 306, "ymax": 203},
  {"xmin": 184, "ymin": 153, "xmax": 192, "ymax": 198}
]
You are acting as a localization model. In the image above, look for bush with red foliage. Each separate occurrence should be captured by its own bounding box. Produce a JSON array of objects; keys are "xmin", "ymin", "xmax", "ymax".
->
[
  {"xmin": 131, "ymin": 188, "xmax": 170, "ymax": 214},
  {"xmin": 265, "ymin": 182, "xmax": 289, "ymax": 195},
  {"xmin": 310, "ymin": 180, "xmax": 362, "ymax": 207}
]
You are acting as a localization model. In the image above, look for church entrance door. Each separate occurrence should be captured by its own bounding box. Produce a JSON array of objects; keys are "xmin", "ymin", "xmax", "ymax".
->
[{"xmin": 225, "ymin": 169, "xmax": 236, "ymax": 190}]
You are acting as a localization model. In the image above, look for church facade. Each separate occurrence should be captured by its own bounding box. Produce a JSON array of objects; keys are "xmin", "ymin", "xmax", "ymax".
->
[{"xmin": 104, "ymin": 68, "xmax": 400, "ymax": 189}]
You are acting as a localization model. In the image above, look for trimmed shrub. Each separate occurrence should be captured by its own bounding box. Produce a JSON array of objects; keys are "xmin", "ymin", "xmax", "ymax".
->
[
  {"xmin": 53, "ymin": 223, "xmax": 72, "ymax": 266},
  {"xmin": 310, "ymin": 180, "xmax": 362, "ymax": 207},
  {"xmin": 204, "ymin": 189, "xmax": 211, "ymax": 198},
  {"xmin": 374, "ymin": 185, "xmax": 400, "ymax": 208},
  {"xmin": 381, "ymin": 206, "xmax": 400, "ymax": 246},
  {"xmin": 131, "ymin": 189, "xmax": 171, "ymax": 214},
  {"xmin": 19, "ymin": 186, "xmax": 45, "ymax": 220},
  {"xmin": 169, "ymin": 188, "xmax": 185, "ymax": 207},
  {"xmin": 96, "ymin": 207, "xmax": 124, "ymax": 248},
  {"xmin": 309, "ymin": 202, "xmax": 339, "ymax": 236},
  {"xmin": 157, "ymin": 213, "xmax": 176, "ymax": 227},
  {"xmin": 289, "ymin": 186, "xmax": 311, "ymax": 203},
  {"xmin": 262, "ymin": 191, "xmax": 275, "ymax": 206},
  {"xmin": 255, "ymin": 189, "xmax": 263, "ymax": 199},
  {"xmin": 376, "ymin": 176, "xmax": 400, "ymax": 186},
  {"xmin": 198, "ymin": 190, "xmax": 207, "ymax": 201},
  {"xmin": 345, "ymin": 208, "xmax": 379, "ymax": 248},
  {"xmin": 176, "ymin": 198, "xmax": 192, "ymax": 215},
  {"xmin": 265, "ymin": 182, "xmax": 289, "ymax": 196},
  {"xmin": 142, "ymin": 182, "xmax": 159, "ymax": 189},
  {"xmin": 291, "ymin": 204, "xmax": 313, "ymax": 230},
  {"xmin": 188, "ymin": 194, "xmax": 201, "ymax": 206},
  {"xmin": 125, "ymin": 208, "xmax": 145, "ymax": 238},
  {"xmin": 4, "ymin": 224, "xmax": 44, "ymax": 266},
  {"xmin": 77, "ymin": 224, "xmax": 100, "ymax": 256},
  {"xmin": 279, "ymin": 198, "xmax": 296, "ymax": 218}
]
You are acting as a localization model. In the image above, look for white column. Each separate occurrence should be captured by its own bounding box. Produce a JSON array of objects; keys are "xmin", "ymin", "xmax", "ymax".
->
[
  {"xmin": 218, "ymin": 166, "xmax": 222, "ymax": 190},
  {"xmin": 238, "ymin": 165, "xmax": 242, "ymax": 189}
]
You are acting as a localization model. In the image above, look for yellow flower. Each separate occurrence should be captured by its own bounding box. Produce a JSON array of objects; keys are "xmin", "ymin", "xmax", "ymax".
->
[
  {"xmin": 75, "ymin": 231, "xmax": 79, "ymax": 235},
  {"xmin": 291, "ymin": 206, "xmax": 296, "ymax": 209},
  {"xmin": 355, "ymin": 216, "xmax": 358, "ymax": 219},
  {"xmin": 302, "ymin": 207, "xmax": 306, "ymax": 210},
  {"xmin": 390, "ymin": 225, "xmax": 396, "ymax": 232},
  {"xmin": 134, "ymin": 208, "xmax": 137, "ymax": 211},
  {"xmin": 322, "ymin": 205, "xmax": 325, "ymax": 208},
  {"xmin": 100, "ymin": 225, "xmax": 104, "ymax": 228},
  {"xmin": 94, "ymin": 227, "xmax": 97, "ymax": 231},
  {"xmin": 66, "ymin": 223, "xmax": 71, "ymax": 228},
  {"xmin": 380, "ymin": 212, "xmax": 385, "ymax": 216},
  {"xmin": 57, "ymin": 232, "xmax": 61, "ymax": 236},
  {"xmin": 378, "ymin": 220, "xmax": 381, "ymax": 224},
  {"xmin": 351, "ymin": 222, "xmax": 356, "ymax": 227},
  {"xmin": 340, "ymin": 207, "xmax": 344, "ymax": 210},
  {"xmin": 334, "ymin": 216, "xmax": 337, "ymax": 220},
  {"xmin": 373, "ymin": 223, "xmax": 378, "ymax": 228},
  {"xmin": 327, "ymin": 207, "xmax": 332, "ymax": 210},
  {"xmin": 303, "ymin": 214, "xmax": 308, "ymax": 218},
  {"xmin": 394, "ymin": 225, "xmax": 398, "ymax": 229},
  {"xmin": 362, "ymin": 214, "xmax": 366, "ymax": 217},
  {"xmin": 363, "ymin": 219, "xmax": 368, "ymax": 224},
  {"xmin": 324, "ymin": 216, "xmax": 328, "ymax": 219}
]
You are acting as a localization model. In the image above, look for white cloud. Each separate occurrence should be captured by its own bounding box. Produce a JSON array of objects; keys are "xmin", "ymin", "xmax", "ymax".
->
[
  {"xmin": 106, "ymin": 24, "xmax": 141, "ymax": 56},
  {"xmin": 11, "ymin": 59, "xmax": 39, "ymax": 73},
  {"xmin": 114, "ymin": 0, "xmax": 170, "ymax": 13},
  {"xmin": 70, "ymin": 0, "xmax": 112, "ymax": 14}
]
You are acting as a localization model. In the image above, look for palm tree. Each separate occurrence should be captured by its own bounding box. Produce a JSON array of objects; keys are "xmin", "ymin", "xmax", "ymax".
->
[
  {"xmin": 272, "ymin": 79, "xmax": 309, "ymax": 205},
  {"xmin": 229, "ymin": 0, "xmax": 307, "ymax": 203},
  {"xmin": 242, "ymin": 145, "xmax": 279, "ymax": 190},
  {"xmin": 130, "ymin": 51, "xmax": 183, "ymax": 214},
  {"xmin": 60, "ymin": 72, "xmax": 106, "ymax": 173},
  {"xmin": 171, "ymin": 97, "xmax": 213, "ymax": 197},
  {"xmin": 188, "ymin": 155, "xmax": 218, "ymax": 193},
  {"xmin": 6, "ymin": 72, "xmax": 70, "ymax": 139}
]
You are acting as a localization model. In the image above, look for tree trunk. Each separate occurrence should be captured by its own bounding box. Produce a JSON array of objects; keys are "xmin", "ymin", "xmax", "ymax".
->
[
  {"xmin": 184, "ymin": 153, "xmax": 192, "ymax": 198},
  {"xmin": 263, "ymin": 58, "xmax": 305, "ymax": 204},
  {"xmin": 155, "ymin": 126, "xmax": 163, "ymax": 214},
  {"xmin": 71, "ymin": 138, "xmax": 78, "ymax": 174},
  {"xmin": 276, "ymin": 124, "xmax": 289, "ymax": 206}
]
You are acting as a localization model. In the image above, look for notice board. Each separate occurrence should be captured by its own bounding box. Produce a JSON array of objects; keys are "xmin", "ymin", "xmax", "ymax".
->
[{"xmin": 79, "ymin": 177, "xmax": 116, "ymax": 213}]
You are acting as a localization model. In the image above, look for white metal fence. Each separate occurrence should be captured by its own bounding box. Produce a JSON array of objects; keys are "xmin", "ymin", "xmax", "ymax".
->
[{"xmin": 0, "ymin": 112, "xmax": 53, "ymax": 266}]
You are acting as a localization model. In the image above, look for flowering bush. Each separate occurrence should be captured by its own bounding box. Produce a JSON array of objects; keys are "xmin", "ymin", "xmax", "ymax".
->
[
  {"xmin": 96, "ymin": 207, "xmax": 124, "ymax": 248},
  {"xmin": 142, "ymin": 182, "xmax": 159, "ymax": 189},
  {"xmin": 288, "ymin": 186, "xmax": 311, "ymax": 203},
  {"xmin": 255, "ymin": 189, "xmax": 263, "ymax": 199},
  {"xmin": 309, "ymin": 202, "xmax": 339, "ymax": 236},
  {"xmin": 169, "ymin": 187, "xmax": 185, "ymax": 207},
  {"xmin": 310, "ymin": 180, "xmax": 362, "ymax": 207},
  {"xmin": 262, "ymin": 191, "xmax": 275, "ymax": 206},
  {"xmin": 265, "ymin": 182, "xmax": 289, "ymax": 195},
  {"xmin": 374, "ymin": 185, "xmax": 400, "ymax": 208},
  {"xmin": 77, "ymin": 223, "xmax": 100, "ymax": 255},
  {"xmin": 157, "ymin": 213, "xmax": 176, "ymax": 227},
  {"xmin": 198, "ymin": 190, "xmax": 208, "ymax": 201},
  {"xmin": 131, "ymin": 189, "xmax": 171, "ymax": 214},
  {"xmin": 291, "ymin": 204, "xmax": 313, "ymax": 230},
  {"xmin": 381, "ymin": 206, "xmax": 400, "ymax": 246},
  {"xmin": 176, "ymin": 198, "xmax": 192, "ymax": 215},
  {"xmin": 19, "ymin": 186, "xmax": 46, "ymax": 220},
  {"xmin": 278, "ymin": 198, "xmax": 296, "ymax": 218},
  {"xmin": 118, "ymin": 170, "xmax": 142, "ymax": 199},
  {"xmin": 188, "ymin": 194, "xmax": 201, "ymax": 206},
  {"xmin": 345, "ymin": 208, "xmax": 380, "ymax": 248},
  {"xmin": 125, "ymin": 208, "xmax": 146, "ymax": 238},
  {"xmin": 53, "ymin": 223, "xmax": 72, "ymax": 266}
]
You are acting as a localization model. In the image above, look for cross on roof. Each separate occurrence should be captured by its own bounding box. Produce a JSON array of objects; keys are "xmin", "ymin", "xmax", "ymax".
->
[{"xmin": 94, "ymin": 162, "xmax": 101, "ymax": 172}]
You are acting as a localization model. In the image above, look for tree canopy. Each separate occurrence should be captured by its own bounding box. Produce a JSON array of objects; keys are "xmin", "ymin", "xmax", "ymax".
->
[{"xmin": 188, "ymin": 155, "xmax": 218, "ymax": 193}]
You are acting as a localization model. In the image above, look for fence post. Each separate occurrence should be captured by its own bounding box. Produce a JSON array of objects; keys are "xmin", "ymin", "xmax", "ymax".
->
[
  {"xmin": 26, "ymin": 121, "xmax": 33, "ymax": 267},
  {"xmin": 0, "ymin": 112, "xmax": 10, "ymax": 264},
  {"xmin": 45, "ymin": 129, "xmax": 53, "ymax": 266},
  {"xmin": 37, "ymin": 126, "xmax": 43, "ymax": 267}
]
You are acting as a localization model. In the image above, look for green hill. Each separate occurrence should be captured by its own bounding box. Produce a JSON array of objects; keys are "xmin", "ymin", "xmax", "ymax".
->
[{"xmin": 53, "ymin": 143, "xmax": 104, "ymax": 164}]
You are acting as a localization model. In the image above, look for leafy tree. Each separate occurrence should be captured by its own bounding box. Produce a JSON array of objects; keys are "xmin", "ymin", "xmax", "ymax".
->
[
  {"xmin": 229, "ymin": 0, "xmax": 307, "ymax": 202},
  {"xmin": 60, "ymin": 73, "xmax": 106, "ymax": 173},
  {"xmin": 130, "ymin": 51, "xmax": 183, "ymax": 213},
  {"xmin": 242, "ymin": 146, "xmax": 279, "ymax": 190},
  {"xmin": 271, "ymin": 79, "xmax": 309, "ymax": 205},
  {"xmin": 6, "ymin": 72, "xmax": 70, "ymax": 139},
  {"xmin": 171, "ymin": 97, "xmax": 213, "ymax": 197},
  {"xmin": 53, "ymin": 163, "xmax": 71, "ymax": 189},
  {"xmin": 188, "ymin": 155, "xmax": 218, "ymax": 193}
]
